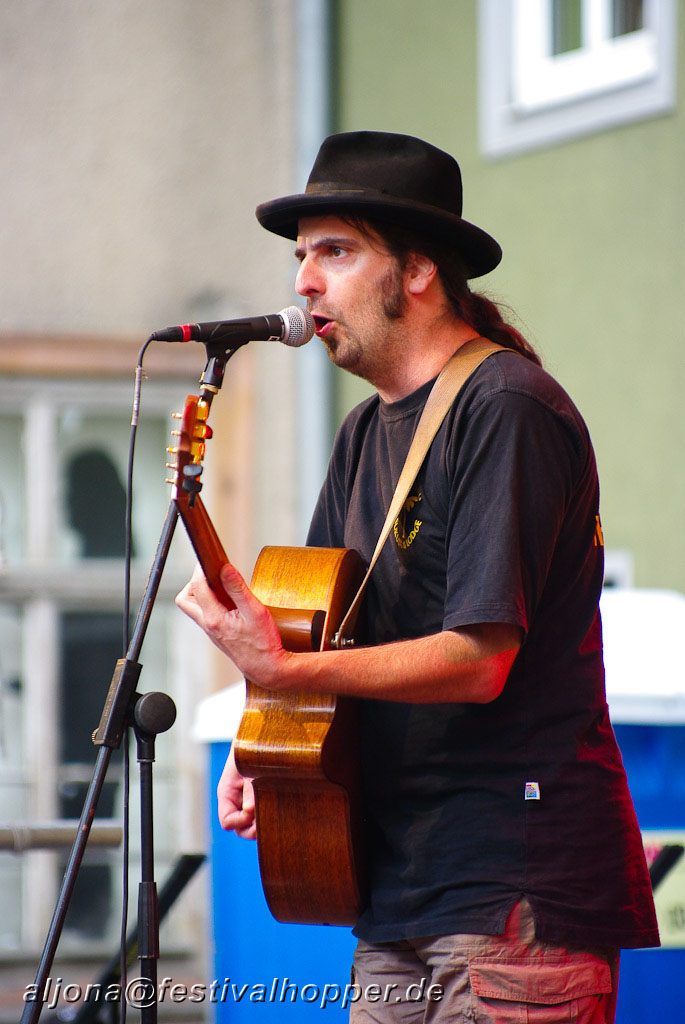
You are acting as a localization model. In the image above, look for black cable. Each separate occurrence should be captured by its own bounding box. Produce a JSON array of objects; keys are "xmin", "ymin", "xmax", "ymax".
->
[
  {"xmin": 114, "ymin": 337, "xmax": 235, "ymax": 1022},
  {"xmin": 124, "ymin": 339, "xmax": 153, "ymax": 653},
  {"xmin": 120, "ymin": 337, "xmax": 153, "ymax": 1023}
]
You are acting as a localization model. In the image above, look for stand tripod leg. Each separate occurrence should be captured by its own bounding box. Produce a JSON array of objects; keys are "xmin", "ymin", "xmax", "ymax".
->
[
  {"xmin": 132, "ymin": 694, "xmax": 177, "ymax": 1023},
  {"xmin": 21, "ymin": 745, "xmax": 115, "ymax": 1023},
  {"xmin": 70, "ymin": 854, "xmax": 205, "ymax": 1024}
]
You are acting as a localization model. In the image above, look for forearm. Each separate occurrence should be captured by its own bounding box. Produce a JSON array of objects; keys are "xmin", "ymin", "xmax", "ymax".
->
[
  {"xmin": 273, "ymin": 624, "xmax": 520, "ymax": 704},
  {"xmin": 176, "ymin": 563, "xmax": 520, "ymax": 705}
]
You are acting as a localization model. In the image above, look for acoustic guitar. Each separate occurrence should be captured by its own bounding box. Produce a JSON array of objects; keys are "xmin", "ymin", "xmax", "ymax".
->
[{"xmin": 169, "ymin": 393, "xmax": 367, "ymax": 925}]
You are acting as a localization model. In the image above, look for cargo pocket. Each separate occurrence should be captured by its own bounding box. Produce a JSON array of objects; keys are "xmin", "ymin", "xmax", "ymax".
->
[{"xmin": 469, "ymin": 956, "xmax": 613, "ymax": 1023}]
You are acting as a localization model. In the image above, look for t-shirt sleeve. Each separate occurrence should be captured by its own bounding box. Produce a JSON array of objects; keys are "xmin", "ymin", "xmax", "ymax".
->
[{"xmin": 442, "ymin": 389, "xmax": 586, "ymax": 634}]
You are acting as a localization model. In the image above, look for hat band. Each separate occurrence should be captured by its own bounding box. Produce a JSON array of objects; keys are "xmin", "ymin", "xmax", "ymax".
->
[
  {"xmin": 305, "ymin": 180, "xmax": 387, "ymax": 197},
  {"xmin": 303, "ymin": 181, "xmax": 462, "ymax": 218}
]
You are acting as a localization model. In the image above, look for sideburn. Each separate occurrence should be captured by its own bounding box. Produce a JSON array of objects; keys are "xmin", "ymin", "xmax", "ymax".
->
[{"xmin": 380, "ymin": 262, "xmax": 407, "ymax": 321}]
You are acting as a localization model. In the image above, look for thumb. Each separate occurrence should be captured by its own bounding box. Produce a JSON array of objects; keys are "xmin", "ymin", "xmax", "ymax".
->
[{"xmin": 219, "ymin": 563, "xmax": 251, "ymax": 603}]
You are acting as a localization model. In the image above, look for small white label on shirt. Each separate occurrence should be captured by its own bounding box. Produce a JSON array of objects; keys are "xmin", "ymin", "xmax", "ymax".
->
[{"xmin": 525, "ymin": 781, "xmax": 541, "ymax": 800}]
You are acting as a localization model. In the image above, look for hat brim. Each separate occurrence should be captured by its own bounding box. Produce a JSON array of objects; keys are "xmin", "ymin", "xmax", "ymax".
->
[{"xmin": 256, "ymin": 190, "xmax": 502, "ymax": 278}]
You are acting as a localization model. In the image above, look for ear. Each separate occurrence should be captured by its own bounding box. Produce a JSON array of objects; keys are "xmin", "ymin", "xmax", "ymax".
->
[{"xmin": 405, "ymin": 252, "xmax": 438, "ymax": 296}]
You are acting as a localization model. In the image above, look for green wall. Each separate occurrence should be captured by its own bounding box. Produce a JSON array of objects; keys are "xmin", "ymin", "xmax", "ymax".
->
[{"xmin": 331, "ymin": 0, "xmax": 685, "ymax": 591}]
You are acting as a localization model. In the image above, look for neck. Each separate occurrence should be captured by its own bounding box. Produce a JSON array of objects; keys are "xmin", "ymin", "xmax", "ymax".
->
[{"xmin": 374, "ymin": 315, "xmax": 480, "ymax": 403}]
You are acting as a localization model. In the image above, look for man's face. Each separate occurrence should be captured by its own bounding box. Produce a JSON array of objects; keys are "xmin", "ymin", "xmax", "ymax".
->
[{"xmin": 294, "ymin": 214, "xmax": 407, "ymax": 385}]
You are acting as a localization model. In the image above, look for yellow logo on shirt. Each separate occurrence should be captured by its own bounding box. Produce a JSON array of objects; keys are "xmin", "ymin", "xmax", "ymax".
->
[
  {"xmin": 394, "ymin": 490, "xmax": 423, "ymax": 550},
  {"xmin": 594, "ymin": 515, "xmax": 604, "ymax": 547}
]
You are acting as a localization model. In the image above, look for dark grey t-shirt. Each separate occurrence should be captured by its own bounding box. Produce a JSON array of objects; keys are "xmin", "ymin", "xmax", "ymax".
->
[{"xmin": 307, "ymin": 350, "xmax": 658, "ymax": 950}]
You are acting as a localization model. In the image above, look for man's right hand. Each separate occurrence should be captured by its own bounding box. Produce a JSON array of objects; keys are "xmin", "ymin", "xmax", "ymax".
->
[{"xmin": 217, "ymin": 744, "xmax": 256, "ymax": 839}]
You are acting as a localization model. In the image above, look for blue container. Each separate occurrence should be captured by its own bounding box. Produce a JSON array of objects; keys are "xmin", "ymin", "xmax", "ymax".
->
[
  {"xmin": 207, "ymin": 741, "xmax": 356, "ymax": 1022},
  {"xmin": 206, "ymin": 725, "xmax": 684, "ymax": 1022},
  {"xmin": 613, "ymin": 724, "xmax": 685, "ymax": 1023}
]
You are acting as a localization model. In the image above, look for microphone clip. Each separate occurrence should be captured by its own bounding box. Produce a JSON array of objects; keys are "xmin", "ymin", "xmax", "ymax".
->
[{"xmin": 199, "ymin": 350, "xmax": 229, "ymax": 402}]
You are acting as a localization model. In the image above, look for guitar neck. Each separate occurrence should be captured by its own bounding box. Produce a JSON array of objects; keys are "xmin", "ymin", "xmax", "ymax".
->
[
  {"xmin": 175, "ymin": 495, "xmax": 325, "ymax": 652},
  {"xmin": 174, "ymin": 494, "xmax": 237, "ymax": 611}
]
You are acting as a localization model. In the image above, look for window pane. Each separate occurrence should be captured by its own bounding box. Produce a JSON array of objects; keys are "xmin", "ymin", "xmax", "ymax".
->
[
  {"xmin": 0, "ymin": 415, "xmax": 26, "ymax": 564},
  {"xmin": 0, "ymin": 602, "xmax": 24, "ymax": 769},
  {"xmin": 58, "ymin": 611, "xmax": 124, "ymax": 775},
  {"xmin": 0, "ymin": 854, "xmax": 22, "ymax": 949},
  {"xmin": 57, "ymin": 610, "xmax": 123, "ymax": 940},
  {"xmin": 55, "ymin": 606, "xmax": 173, "ymax": 944},
  {"xmin": 613, "ymin": 0, "xmax": 644, "ymax": 35},
  {"xmin": 552, "ymin": 0, "xmax": 583, "ymax": 54},
  {"xmin": 0, "ymin": 602, "xmax": 25, "ymax": 950}
]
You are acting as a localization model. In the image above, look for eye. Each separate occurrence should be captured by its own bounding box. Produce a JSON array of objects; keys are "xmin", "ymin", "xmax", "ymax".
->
[{"xmin": 329, "ymin": 245, "xmax": 346, "ymax": 258}]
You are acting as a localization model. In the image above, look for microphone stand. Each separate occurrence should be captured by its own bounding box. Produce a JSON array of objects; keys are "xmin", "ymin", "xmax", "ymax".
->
[{"xmin": 21, "ymin": 347, "xmax": 234, "ymax": 1024}]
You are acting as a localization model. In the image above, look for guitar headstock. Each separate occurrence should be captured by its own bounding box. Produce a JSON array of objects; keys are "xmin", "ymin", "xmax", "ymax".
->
[{"xmin": 167, "ymin": 394, "xmax": 213, "ymax": 508}]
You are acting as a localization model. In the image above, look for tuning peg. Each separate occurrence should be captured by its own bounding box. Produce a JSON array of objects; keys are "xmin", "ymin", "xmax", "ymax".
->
[{"xmin": 182, "ymin": 474, "xmax": 202, "ymax": 494}]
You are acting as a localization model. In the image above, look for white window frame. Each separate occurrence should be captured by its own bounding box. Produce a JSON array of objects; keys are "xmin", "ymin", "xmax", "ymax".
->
[
  {"xmin": 0, "ymin": 375, "xmax": 207, "ymax": 953},
  {"xmin": 478, "ymin": 0, "xmax": 677, "ymax": 158}
]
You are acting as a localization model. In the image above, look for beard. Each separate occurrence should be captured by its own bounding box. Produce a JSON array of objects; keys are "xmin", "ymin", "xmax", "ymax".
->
[{"xmin": 319, "ymin": 263, "xmax": 406, "ymax": 382}]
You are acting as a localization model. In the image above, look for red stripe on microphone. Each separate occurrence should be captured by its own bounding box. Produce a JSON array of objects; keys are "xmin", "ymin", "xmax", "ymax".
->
[{"xmin": 181, "ymin": 324, "xmax": 193, "ymax": 342}]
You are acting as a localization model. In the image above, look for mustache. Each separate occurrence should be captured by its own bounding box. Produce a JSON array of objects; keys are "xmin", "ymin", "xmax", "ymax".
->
[{"xmin": 307, "ymin": 304, "xmax": 342, "ymax": 331}]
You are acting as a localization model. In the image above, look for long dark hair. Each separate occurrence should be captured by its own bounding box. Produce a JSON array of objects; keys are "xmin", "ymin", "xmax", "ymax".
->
[{"xmin": 342, "ymin": 214, "xmax": 542, "ymax": 366}]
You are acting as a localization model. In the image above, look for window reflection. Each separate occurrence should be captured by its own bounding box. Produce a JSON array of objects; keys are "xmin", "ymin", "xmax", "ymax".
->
[{"xmin": 65, "ymin": 448, "xmax": 130, "ymax": 559}]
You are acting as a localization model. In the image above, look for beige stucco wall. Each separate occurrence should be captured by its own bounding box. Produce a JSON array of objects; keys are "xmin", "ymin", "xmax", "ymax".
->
[
  {"xmin": 0, "ymin": 0, "xmax": 309, "ymax": 986},
  {"xmin": 1, "ymin": 0, "xmax": 305, "ymax": 562},
  {"xmin": 1, "ymin": 0, "xmax": 296, "ymax": 332}
]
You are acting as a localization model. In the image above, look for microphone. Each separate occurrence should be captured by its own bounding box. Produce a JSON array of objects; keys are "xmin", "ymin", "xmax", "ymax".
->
[{"xmin": 149, "ymin": 305, "xmax": 315, "ymax": 348}]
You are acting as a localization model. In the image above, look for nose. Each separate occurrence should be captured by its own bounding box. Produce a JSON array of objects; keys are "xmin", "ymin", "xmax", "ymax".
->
[{"xmin": 295, "ymin": 255, "xmax": 323, "ymax": 298}]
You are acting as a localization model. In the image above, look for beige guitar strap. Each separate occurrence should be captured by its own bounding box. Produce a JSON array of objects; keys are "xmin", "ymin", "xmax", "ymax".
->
[{"xmin": 335, "ymin": 336, "xmax": 504, "ymax": 648}]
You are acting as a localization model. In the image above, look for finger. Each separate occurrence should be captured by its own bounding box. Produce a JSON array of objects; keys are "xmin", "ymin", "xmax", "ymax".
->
[
  {"xmin": 180, "ymin": 566, "xmax": 236, "ymax": 634},
  {"xmin": 218, "ymin": 564, "xmax": 277, "ymax": 639},
  {"xmin": 188, "ymin": 565, "xmax": 244, "ymax": 627},
  {"xmin": 186, "ymin": 565, "xmax": 216, "ymax": 607},
  {"xmin": 175, "ymin": 579, "xmax": 204, "ymax": 625},
  {"xmin": 242, "ymin": 777, "xmax": 256, "ymax": 815},
  {"xmin": 190, "ymin": 562, "xmax": 206, "ymax": 582},
  {"xmin": 224, "ymin": 808, "xmax": 257, "ymax": 840},
  {"xmin": 220, "ymin": 803, "xmax": 257, "ymax": 838}
]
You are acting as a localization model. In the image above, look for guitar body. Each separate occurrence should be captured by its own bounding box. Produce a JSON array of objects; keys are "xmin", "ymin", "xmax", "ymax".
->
[{"xmin": 234, "ymin": 544, "xmax": 368, "ymax": 926}]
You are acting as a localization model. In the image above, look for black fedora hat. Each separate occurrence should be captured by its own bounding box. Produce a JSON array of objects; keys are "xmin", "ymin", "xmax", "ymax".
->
[{"xmin": 256, "ymin": 131, "xmax": 502, "ymax": 278}]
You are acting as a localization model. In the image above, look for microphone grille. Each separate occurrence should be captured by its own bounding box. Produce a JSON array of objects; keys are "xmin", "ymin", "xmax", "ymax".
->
[{"xmin": 279, "ymin": 306, "xmax": 315, "ymax": 347}]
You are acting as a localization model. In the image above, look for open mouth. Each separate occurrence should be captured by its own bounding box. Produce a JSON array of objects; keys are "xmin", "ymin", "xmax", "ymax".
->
[{"xmin": 312, "ymin": 315, "xmax": 333, "ymax": 336}]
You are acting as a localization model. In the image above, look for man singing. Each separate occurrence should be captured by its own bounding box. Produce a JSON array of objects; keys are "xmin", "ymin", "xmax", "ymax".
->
[{"xmin": 177, "ymin": 131, "xmax": 658, "ymax": 1022}]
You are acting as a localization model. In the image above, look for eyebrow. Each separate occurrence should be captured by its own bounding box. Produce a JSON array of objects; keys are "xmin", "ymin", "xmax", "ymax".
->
[{"xmin": 294, "ymin": 234, "xmax": 359, "ymax": 260}]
